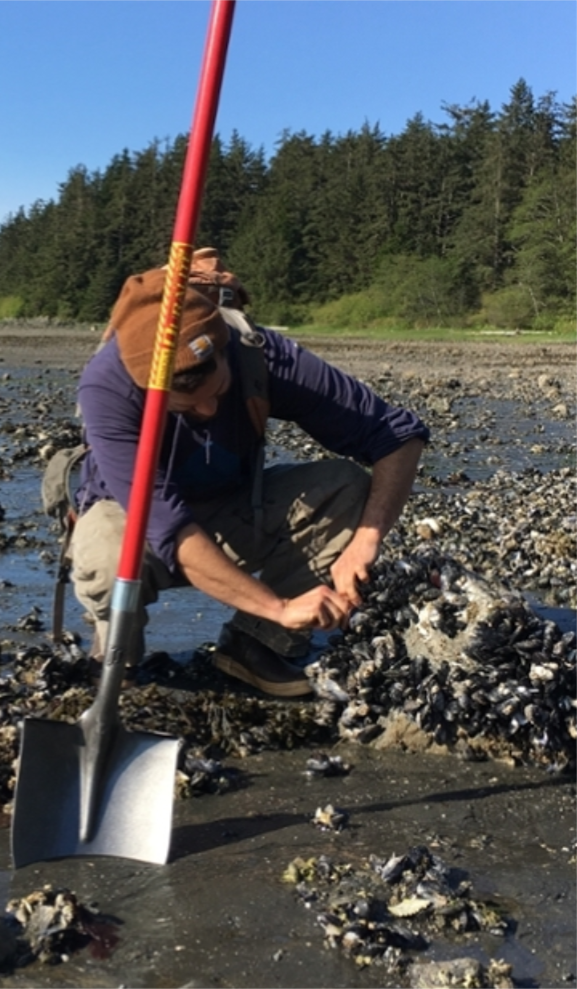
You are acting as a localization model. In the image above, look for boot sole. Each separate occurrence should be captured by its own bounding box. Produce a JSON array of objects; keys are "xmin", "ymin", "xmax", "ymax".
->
[{"xmin": 212, "ymin": 652, "xmax": 313, "ymax": 698}]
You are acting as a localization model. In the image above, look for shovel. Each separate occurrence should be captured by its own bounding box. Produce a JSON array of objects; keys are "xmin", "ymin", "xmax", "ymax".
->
[
  {"xmin": 11, "ymin": 602, "xmax": 179, "ymax": 866},
  {"xmin": 11, "ymin": 0, "xmax": 236, "ymax": 868}
]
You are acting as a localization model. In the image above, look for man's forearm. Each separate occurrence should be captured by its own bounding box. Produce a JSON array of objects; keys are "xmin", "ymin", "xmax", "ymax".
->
[
  {"xmin": 361, "ymin": 438, "xmax": 425, "ymax": 538},
  {"xmin": 335, "ymin": 438, "xmax": 425, "ymax": 578},
  {"xmin": 329, "ymin": 438, "xmax": 424, "ymax": 605},
  {"xmin": 175, "ymin": 521, "xmax": 352, "ymax": 632},
  {"xmin": 175, "ymin": 522, "xmax": 282, "ymax": 620}
]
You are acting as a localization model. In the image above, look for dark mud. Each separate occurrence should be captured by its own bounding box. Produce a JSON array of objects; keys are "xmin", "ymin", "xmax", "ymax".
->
[
  {"xmin": 0, "ymin": 328, "xmax": 575, "ymax": 988},
  {"xmin": 0, "ymin": 746, "xmax": 575, "ymax": 989}
]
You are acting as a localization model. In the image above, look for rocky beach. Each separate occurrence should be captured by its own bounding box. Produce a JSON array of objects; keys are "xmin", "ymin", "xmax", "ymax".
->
[{"xmin": 0, "ymin": 325, "xmax": 575, "ymax": 989}]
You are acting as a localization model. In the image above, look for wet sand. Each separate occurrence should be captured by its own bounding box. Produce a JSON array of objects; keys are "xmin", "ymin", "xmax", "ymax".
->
[
  {"xmin": 1, "ymin": 744, "xmax": 575, "ymax": 989},
  {"xmin": 0, "ymin": 326, "xmax": 575, "ymax": 988}
]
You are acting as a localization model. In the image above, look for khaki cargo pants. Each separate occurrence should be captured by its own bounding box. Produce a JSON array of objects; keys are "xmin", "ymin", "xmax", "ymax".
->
[{"xmin": 71, "ymin": 459, "xmax": 371, "ymax": 661}]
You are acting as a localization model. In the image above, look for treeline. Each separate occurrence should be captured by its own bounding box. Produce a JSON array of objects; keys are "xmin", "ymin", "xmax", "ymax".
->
[{"xmin": 0, "ymin": 79, "xmax": 574, "ymax": 329}]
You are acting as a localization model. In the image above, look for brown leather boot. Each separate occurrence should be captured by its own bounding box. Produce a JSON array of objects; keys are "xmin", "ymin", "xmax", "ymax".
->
[{"xmin": 212, "ymin": 623, "xmax": 313, "ymax": 698}]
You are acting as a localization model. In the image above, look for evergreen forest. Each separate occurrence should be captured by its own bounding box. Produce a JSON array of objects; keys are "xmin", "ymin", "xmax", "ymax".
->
[{"xmin": 0, "ymin": 79, "xmax": 574, "ymax": 332}]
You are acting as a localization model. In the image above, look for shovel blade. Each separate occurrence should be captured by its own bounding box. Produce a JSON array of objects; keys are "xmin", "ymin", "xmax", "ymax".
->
[{"xmin": 12, "ymin": 717, "xmax": 179, "ymax": 868}]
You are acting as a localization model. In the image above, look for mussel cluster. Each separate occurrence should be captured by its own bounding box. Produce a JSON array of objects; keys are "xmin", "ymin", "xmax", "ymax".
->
[
  {"xmin": 0, "ymin": 884, "xmax": 120, "ymax": 970},
  {"xmin": 0, "ymin": 645, "xmax": 330, "ymax": 811},
  {"xmin": 0, "ymin": 543, "xmax": 574, "ymax": 816},
  {"xmin": 282, "ymin": 843, "xmax": 513, "ymax": 983},
  {"xmin": 306, "ymin": 546, "xmax": 576, "ymax": 769}
]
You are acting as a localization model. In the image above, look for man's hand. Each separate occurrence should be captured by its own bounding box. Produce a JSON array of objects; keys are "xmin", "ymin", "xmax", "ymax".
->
[
  {"xmin": 276, "ymin": 585, "xmax": 352, "ymax": 631},
  {"xmin": 330, "ymin": 527, "xmax": 382, "ymax": 608}
]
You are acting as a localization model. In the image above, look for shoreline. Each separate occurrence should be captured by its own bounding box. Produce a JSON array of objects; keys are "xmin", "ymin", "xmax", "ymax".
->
[{"xmin": 1, "ymin": 325, "xmax": 575, "ymax": 380}]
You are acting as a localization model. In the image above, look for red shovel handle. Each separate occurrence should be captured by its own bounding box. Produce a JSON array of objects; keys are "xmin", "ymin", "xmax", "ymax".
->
[{"xmin": 117, "ymin": 0, "xmax": 235, "ymax": 582}]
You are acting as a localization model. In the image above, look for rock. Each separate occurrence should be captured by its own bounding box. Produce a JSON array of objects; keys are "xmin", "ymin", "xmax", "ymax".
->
[{"xmin": 409, "ymin": 956, "xmax": 514, "ymax": 988}]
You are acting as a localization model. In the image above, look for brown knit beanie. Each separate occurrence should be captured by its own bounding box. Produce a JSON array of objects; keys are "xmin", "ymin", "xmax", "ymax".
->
[{"xmin": 110, "ymin": 268, "xmax": 230, "ymax": 389}]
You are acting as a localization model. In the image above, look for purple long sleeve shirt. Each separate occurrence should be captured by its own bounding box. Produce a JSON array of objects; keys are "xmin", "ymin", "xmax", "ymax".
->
[{"xmin": 76, "ymin": 327, "xmax": 429, "ymax": 572}]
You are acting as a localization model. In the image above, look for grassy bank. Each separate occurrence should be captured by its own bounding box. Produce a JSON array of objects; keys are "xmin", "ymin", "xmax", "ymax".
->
[
  {"xmin": 289, "ymin": 323, "xmax": 577, "ymax": 346},
  {"xmin": 0, "ymin": 318, "xmax": 575, "ymax": 349}
]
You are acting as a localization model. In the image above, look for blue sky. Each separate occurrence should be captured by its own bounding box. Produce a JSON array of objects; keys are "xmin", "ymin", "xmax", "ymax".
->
[{"xmin": 0, "ymin": 0, "xmax": 575, "ymax": 225}]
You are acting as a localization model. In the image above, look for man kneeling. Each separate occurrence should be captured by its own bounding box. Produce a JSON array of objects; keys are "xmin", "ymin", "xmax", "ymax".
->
[{"xmin": 71, "ymin": 266, "xmax": 428, "ymax": 697}]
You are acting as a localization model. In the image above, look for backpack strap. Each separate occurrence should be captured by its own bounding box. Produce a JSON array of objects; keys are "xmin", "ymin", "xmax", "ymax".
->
[
  {"xmin": 52, "ymin": 510, "xmax": 76, "ymax": 643},
  {"xmin": 219, "ymin": 308, "xmax": 269, "ymax": 435},
  {"xmin": 40, "ymin": 442, "xmax": 88, "ymax": 641},
  {"xmin": 219, "ymin": 308, "xmax": 269, "ymax": 550}
]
